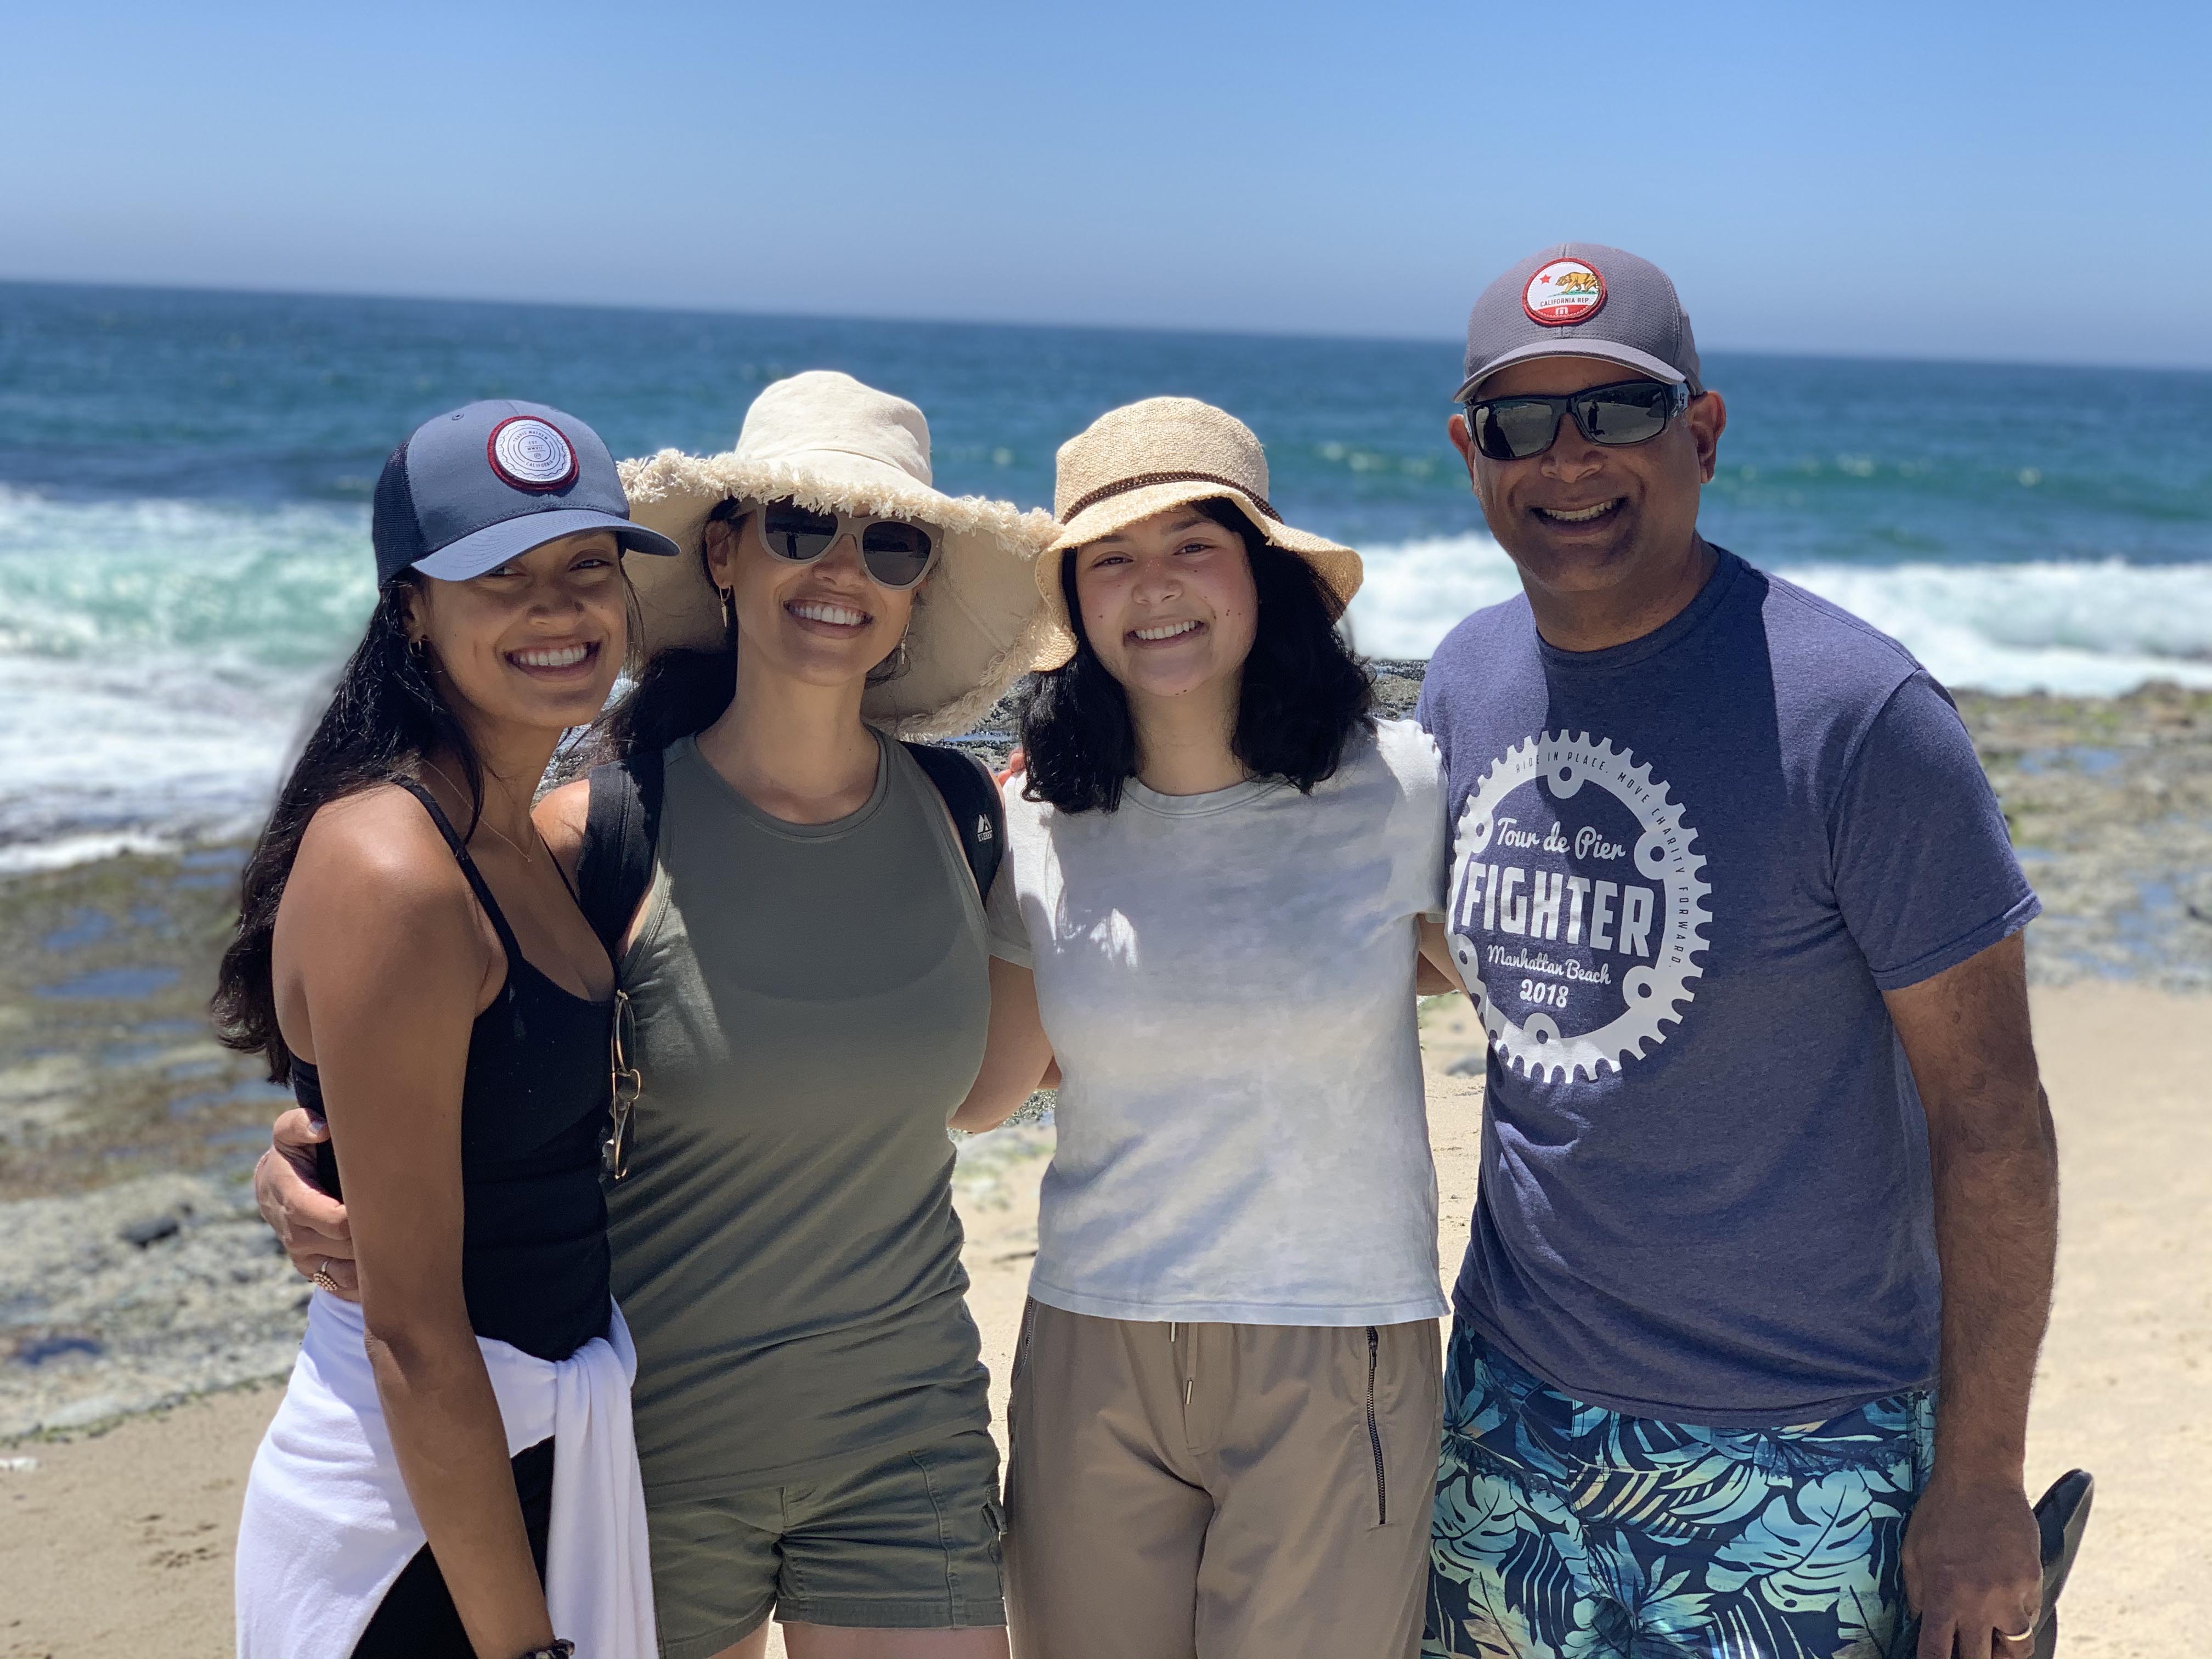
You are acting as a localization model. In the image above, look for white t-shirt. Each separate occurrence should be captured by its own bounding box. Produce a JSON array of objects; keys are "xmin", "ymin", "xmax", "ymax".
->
[{"xmin": 986, "ymin": 718, "xmax": 1451, "ymax": 1326}]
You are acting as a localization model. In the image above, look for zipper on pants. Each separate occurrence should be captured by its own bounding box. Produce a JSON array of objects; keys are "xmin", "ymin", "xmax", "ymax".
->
[{"xmin": 1365, "ymin": 1326, "xmax": 1387, "ymax": 1526}]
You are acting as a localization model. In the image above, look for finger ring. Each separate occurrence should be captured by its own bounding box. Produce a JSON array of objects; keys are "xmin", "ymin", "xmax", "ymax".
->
[
  {"xmin": 1999, "ymin": 1628, "xmax": 2035, "ymax": 1645},
  {"xmin": 312, "ymin": 1259, "xmax": 340, "ymax": 1293}
]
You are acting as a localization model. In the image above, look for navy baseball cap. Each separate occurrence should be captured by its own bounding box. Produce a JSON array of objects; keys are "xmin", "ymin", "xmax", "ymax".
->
[
  {"xmin": 371, "ymin": 399, "xmax": 681, "ymax": 585},
  {"xmin": 1457, "ymin": 244, "xmax": 1703, "ymax": 403}
]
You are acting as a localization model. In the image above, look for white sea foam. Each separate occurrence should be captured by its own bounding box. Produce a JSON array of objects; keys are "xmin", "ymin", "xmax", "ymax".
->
[
  {"xmin": 1348, "ymin": 533, "xmax": 2212, "ymax": 696},
  {"xmin": 4, "ymin": 490, "xmax": 2211, "ymax": 871},
  {"xmin": 0, "ymin": 488, "xmax": 365, "ymax": 867},
  {"xmin": 0, "ymin": 832, "xmax": 182, "ymax": 877},
  {"xmin": 1772, "ymin": 559, "xmax": 2212, "ymax": 695}
]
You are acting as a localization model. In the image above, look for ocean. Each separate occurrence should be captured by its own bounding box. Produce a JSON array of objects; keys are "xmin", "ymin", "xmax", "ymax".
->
[{"xmin": 4, "ymin": 280, "xmax": 2210, "ymax": 871}]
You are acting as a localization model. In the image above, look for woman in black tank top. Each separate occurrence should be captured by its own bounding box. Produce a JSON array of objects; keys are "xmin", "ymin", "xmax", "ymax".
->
[
  {"xmin": 293, "ymin": 777, "xmax": 614, "ymax": 1365},
  {"xmin": 222, "ymin": 401, "xmax": 680, "ymax": 1659}
]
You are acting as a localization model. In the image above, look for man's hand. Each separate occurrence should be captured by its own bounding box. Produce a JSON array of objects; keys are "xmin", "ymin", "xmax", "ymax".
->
[
  {"xmin": 255, "ymin": 1107, "xmax": 359, "ymax": 1300},
  {"xmin": 1904, "ymin": 1474, "xmax": 2042, "ymax": 1658}
]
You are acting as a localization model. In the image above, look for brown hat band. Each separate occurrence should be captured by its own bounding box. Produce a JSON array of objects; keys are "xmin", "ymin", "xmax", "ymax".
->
[{"xmin": 1060, "ymin": 470, "xmax": 1282, "ymax": 526}]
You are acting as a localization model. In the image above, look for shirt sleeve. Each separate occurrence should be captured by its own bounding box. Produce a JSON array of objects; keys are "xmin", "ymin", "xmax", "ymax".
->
[
  {"xmin": 1413, "ymin": 673, "xmax": 1444, "ymax": 760},
  {"xmin": 1379, "ymin": 720, "xmax": 1452, "ymax": 922},
  {"xmin": 1830, "ymin": 673, "xmax": 2041, "ymax": 992},
  {"xmin": 984, "ymin": 781, "xmax": 1034, "ymax": 968}
]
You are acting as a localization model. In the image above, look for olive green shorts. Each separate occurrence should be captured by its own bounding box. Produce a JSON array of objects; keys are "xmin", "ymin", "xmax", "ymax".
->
[{"xmin": 647, "ymin": 1427, "xmax": 1007, "ymax": 1659}]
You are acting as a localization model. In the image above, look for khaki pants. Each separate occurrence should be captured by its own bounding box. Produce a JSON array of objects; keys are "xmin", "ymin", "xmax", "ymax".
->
[{"xmin": 1005, "ymin": 1300, "xmax": 1442, "ymax": 1659}]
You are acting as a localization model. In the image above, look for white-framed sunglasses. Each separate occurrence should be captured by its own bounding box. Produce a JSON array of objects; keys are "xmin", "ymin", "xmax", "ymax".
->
[{"xmin": 721, "ymin": 498, "xmax": 940, "ymax": 589}]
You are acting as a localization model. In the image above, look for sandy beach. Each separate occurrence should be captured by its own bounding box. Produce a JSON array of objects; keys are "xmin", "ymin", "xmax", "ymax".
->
[
  {"xmin": 0, "ymin": 979, "xmax": 2203, "ymax": 1657},
  {"xmin": 3, "ymin": 683, "xmax": 2208, "ymax": 1655}
]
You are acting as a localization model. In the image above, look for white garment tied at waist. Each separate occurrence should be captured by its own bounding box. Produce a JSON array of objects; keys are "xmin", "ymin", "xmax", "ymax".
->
[{"xmin": 236, "ymin": 1290, "xmax": 656, "ymax": 1658}]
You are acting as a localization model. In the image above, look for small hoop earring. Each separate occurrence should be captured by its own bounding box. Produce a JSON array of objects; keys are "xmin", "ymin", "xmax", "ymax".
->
[
  {"xmin": 408, "ymin": 637, "xmax": 429, "ymax": 665},
  {"xmin": 719, "ymin": 587, "xmax": 736, "ymax": 640}
]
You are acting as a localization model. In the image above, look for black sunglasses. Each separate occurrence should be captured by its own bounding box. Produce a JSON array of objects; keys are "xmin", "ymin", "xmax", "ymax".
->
[
  {"xmin": 755, "ymin": 500, "xmax": 937, "ymax": 589},
  {"xmin": 1463, "ymin": 379, "xmax": 1691, "ymax": 462}
]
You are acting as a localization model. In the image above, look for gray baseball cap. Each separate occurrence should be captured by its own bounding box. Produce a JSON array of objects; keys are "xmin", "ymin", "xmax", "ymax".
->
[
  {"xmin": 1457, "ymin": 244, "xmax": 1703, "ymax": 403},
  {"xmin": 371, "ymin": 399, "xmax": 681, "ymax": 585}
]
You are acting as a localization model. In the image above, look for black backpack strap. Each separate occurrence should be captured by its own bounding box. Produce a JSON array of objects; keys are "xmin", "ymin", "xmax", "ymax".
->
[
  {"xmin": 902, "ymin": 741, "xmax": 1005, "ymax": 900},
  {"xmin": 576, "ymin": 746, "xmax": 666, "ymax": 958}
]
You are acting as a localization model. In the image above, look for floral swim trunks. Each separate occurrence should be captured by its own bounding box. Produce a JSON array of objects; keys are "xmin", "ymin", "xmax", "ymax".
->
[{"xmin": 1425, "ymin": 1321, "xmax": 1934, "ymax": 1659}]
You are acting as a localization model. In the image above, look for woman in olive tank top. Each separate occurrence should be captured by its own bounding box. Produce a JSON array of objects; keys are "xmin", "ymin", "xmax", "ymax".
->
[{"xmin": 257, "ymin": 373, "xmax": 1052, "ymax": 1659}]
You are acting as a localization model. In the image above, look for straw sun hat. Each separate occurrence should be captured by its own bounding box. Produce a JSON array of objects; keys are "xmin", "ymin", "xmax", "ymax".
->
[
  {"xmin": 620, "ymin": 370, "xmax": 1057, "ymax": 738},
  {"xmin": 1031, "ymin": 397, "xmax": 1363, "ymax": 670}
]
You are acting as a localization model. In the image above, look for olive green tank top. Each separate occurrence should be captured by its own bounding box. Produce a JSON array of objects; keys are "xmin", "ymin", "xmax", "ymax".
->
[{"xmin": 607, "ymin": 732, "xmax": 992, "ymax": 1497}]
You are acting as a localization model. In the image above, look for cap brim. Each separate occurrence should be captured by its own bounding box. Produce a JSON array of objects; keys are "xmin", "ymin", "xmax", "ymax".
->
[
  {"xmin": 1454, "ymin": 340, "xmax": 1689, "ymax": 403},
  {"xmin": 410, "ymin": 509, "xmax": 681, "ymax": 581}
]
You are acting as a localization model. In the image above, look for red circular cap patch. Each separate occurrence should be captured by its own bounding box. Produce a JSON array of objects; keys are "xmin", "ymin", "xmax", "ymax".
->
[
  {"xmin": 487, "ymin": 416, "xmax": 578, "ymax": 492},
  {"xmin": 1523, "ymin": 258, "xmax": 1607, "ymax": 326}
]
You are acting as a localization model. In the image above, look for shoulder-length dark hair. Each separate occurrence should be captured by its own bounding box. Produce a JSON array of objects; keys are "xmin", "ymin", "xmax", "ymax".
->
[
  {"xmin": 211, "ymin": 577, "xmax": 487, "ymax": 1084},
  {"xmin": 1017, "ymin": 499, "xmax": 1374, "ymax": 814}
]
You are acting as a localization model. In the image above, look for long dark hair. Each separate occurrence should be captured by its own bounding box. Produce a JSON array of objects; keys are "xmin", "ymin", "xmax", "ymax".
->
[
  {"xmin": 211, "ymin": 578, "xmax": 486, "ymax": 1083},
  {"xmin": 1017, "ymin": 499, "xmax": 1374, "ymax": 814},
  {"xmin": 595, "ymin": 498, "xmax": 916, "ymax": 760}
]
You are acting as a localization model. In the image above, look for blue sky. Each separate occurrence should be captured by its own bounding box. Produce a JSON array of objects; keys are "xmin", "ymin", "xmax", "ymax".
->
[{"xmin": 5, "ymin": 1, "xmax": 2208, "ymax": 366}]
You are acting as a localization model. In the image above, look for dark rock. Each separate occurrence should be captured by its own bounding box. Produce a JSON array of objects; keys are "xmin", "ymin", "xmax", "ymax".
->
[
  {"xmin": 2181, "ymin": 874, "xmax": 2212, "ymax": 925},
  {"xmin": 1446, "ymin": 1054, "xmax": 1486, "ymax": 1077},
  {"xmin": 119, "ymin": 1214, "xmax": 180, "ymax": 1248},
  {"xmin": 12, "ymin": 1333, "xmax": 104, "ymax": 1366}
]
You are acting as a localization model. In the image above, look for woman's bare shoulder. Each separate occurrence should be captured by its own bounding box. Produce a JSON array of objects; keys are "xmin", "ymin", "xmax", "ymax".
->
[
  {"xmin": 289, "ymin": 784, "xmax": 476, "ymax": 932},
  {"xmin": 534, "ymin": 777, "xmax": 591, "ymax": 884}
]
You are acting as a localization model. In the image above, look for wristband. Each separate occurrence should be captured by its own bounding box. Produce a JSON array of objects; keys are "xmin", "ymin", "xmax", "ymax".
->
[{"xmin": 516, "ymin": 1644, "xmax": 574, "ymax": 1659}]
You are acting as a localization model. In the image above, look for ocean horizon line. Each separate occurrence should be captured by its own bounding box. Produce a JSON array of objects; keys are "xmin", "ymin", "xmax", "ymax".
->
[{"xmin": 7, "ymin": 274, "xmax": 2210, "ymax": 382}]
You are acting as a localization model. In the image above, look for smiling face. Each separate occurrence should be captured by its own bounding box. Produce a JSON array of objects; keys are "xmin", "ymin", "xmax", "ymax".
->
[
  {"xmin": 703, "ymin": 507, "xmax": 923, "ymax": 691},
  {"xmin": 407, "ymin": 529, "xmax": 627, "ymax": 737},
  {"xmin": 1072, "ymin": 505, "xmax": 1260, "ymax": 707},
  {"xmin": 1449, "ymin": 355, "xmax": 1726, "ymax": 603}
]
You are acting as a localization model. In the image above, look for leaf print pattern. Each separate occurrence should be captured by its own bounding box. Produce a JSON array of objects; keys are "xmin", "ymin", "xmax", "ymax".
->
[{"xmin": 1424, "ymin": 1325, "xmax": 1933, "ymax": 1659}]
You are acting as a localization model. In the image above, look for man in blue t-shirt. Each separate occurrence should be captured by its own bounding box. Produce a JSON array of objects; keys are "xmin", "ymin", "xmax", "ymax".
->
[{"xmin": 1417, "ymin": 246, "xmax": 2056, "ymax": 1659}]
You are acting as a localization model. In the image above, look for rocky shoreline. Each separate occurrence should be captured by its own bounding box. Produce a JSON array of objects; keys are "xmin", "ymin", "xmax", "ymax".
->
[
  {"xmin": 2, "ymin": 673, "xmax": 2206, "ymax": 1438},
  {"xmin": 1954, "ymin": 684, "xmax": 2212, "ymax": 988}
]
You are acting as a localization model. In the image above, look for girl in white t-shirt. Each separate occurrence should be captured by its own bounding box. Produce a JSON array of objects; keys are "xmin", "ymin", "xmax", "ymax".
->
[{"xmin": 955, "ymin": 397, "xmax": 1464, "ymax": 1659}]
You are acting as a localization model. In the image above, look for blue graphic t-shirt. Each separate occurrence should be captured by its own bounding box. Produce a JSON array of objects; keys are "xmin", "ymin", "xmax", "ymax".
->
[{"xmin": 1416, "ymin": 548, "xmax": 2039, "ymax": 1426}]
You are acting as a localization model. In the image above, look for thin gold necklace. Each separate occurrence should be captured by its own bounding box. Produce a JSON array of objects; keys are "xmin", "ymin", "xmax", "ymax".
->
[{"xmin": 421, "ymin": 760, "xmax": 535, "ymax": 866}]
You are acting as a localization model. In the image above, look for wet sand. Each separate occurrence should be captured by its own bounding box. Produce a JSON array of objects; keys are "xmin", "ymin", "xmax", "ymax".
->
[{"xmin": 3, "ymin": 981, "xmax": 2203, "ymax": 1658}]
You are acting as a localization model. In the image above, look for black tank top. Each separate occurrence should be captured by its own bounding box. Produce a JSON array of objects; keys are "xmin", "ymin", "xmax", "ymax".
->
[{"xmin": 295, "ymin": 780, "xmax": 616, "ymax": 1363}]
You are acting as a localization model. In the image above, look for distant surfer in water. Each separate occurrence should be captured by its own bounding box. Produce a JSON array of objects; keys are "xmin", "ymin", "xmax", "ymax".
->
[
  {"xmin": 1414, "ymin": 245, "xmax": 2058, "ymax": 1659},
  {"xmin": 223, "ymin": 401, "xmax": 678, "ymax": 1658}
]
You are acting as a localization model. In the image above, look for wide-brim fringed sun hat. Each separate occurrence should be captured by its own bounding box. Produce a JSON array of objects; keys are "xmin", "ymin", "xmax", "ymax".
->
[
  {"xmin": 620, "ymin": 370, "xmax": 1057, "ymax": 738},
  {"xmin": 1032, "ymin": 397, "xmax": 1362, "ymax": 670}
]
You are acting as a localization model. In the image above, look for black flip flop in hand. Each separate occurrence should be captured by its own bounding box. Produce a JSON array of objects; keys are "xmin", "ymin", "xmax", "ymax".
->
[{"xmin": 1901, "ymin": 1470, "xmax": 2094, "ymax": 1658}]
